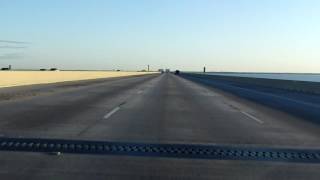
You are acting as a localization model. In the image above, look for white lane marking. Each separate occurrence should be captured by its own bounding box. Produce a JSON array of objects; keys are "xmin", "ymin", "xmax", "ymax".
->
[
  {"xmin": 104, "ymin": 106, "xmax": 120, "ymax": 119},
  {"xmin": 204, "ymin": 91, "xmax": 218, "ymax": 97},
  {"xmin": 137, "ymin": 90, "xmax": 143, "ymax": 94},
  {"xmin": 240, "ymin": 111, "xmax": 264, "ymax": 124}
]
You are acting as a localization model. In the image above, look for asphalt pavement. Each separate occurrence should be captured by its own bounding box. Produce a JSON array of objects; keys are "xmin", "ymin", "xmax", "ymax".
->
[{"xmin": 1, "ymin": 73, "xmax": 320, "ymax": 179}]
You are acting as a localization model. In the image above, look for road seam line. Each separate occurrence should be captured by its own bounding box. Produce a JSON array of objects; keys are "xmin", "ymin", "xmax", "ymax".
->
[{"xmin": 240, "ymin": 111, "xmax": 264, "ymax": 124}]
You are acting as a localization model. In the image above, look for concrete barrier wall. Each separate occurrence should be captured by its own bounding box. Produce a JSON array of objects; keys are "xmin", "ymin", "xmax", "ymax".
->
[
  {"xmin": 189, "ymin": 73, "xmax": 320, "ymax": 95},
  {"xmin": 181, "ymin": 73, "xmax": 320, "ymax": 123},
  {"xmin": 0, "ymin": 71, "xmax": 157, "ymax": 88}
]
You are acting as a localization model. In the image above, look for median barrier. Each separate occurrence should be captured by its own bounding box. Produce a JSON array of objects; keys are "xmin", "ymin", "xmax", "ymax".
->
[{"xmin": 181, "ymin": 73, "xmax": 320, "ymax": 123}]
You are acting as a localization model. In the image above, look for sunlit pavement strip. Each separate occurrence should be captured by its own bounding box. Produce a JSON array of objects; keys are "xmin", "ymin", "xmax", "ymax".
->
[
  {"xmin": 1, "ymin": 137, "xmax": 320, "ymax": 164},
  {"xmin": 241, "ymin": 111, "xmax": 264, "ymax": 124}
]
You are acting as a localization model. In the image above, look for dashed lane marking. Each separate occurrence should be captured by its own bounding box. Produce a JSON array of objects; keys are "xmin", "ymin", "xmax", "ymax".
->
[
  {"xmin": 104, "ymin": 106, "xmax": 121, "ymax": 119},
  {"xmin": 241, "ymin": 111, "xmax": 264, "ymax": 124},
  {"xmin": 77, "ymin": 102, "xmax": 126, "ymax": 136}
]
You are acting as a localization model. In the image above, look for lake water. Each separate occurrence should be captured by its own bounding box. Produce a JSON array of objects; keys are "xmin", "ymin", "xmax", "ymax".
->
[{"xmin": 202, "ymin": 73, "xmax": 320, "ymax": 83}]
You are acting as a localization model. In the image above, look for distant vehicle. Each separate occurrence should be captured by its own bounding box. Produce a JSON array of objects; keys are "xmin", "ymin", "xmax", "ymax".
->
[
  {"xmin": 50, "ymin": 68, "xmax": 58, "ymax": 71},
  {"xmin": 158, "ymin": 69, "xmax": 164, "ymax": 73},
  {"xmin": 175, "ymin": 70, "xmax": 180, "ymax": 75},
  {"xmin": 1, "ymin": 65, "xmax": 11, "ymax": 70},
  {"xmin": 40, "ymin": 69, "xmax": 47, "ymax": 71},
  {"xmin": 165, "ymin": 69, "xmax": 170, "ymax": 73}
]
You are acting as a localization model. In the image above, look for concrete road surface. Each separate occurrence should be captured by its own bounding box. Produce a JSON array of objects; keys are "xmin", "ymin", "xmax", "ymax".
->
[{"xmin": 1, "ymin": 73, "xmax": 320, "ymax": 179}]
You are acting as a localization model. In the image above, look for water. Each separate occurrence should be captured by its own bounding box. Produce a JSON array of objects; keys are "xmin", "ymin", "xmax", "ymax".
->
[{"xmin": 202, "ymin": 72, "xmax": 320, "ymax": 83}]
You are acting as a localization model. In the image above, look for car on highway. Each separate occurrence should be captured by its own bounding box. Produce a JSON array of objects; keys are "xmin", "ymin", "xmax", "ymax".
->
[{"xmin": 1, "ymin": 1, "xmax": 320, "ymax": 180}]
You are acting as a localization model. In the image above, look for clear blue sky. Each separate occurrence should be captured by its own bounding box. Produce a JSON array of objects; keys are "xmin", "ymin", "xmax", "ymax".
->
[{"xmin": 1, "ymin": 0, "xmax": 320, "ymax": 72}]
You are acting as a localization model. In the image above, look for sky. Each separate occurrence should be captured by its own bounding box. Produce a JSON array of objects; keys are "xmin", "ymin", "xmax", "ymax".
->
[{"xmin": 0, "ymin": 0, "xmax": 320, "ymax": 72}]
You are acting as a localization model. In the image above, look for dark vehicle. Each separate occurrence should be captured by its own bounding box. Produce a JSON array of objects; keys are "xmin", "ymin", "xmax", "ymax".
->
[
  {"xmin": 1, "ymin": 1, "xmax": 319, "ymax": 179},
  {"xmin": 1, "ymin": 65, "xmax": 11, "ymax": 70},
  {"xmin": 158, "ymin": 69, "xmax": 164, "ymax": 73}
]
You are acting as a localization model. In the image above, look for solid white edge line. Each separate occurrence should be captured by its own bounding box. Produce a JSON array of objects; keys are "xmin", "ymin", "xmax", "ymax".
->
[
  {"xmin": 240, "ymin": 111, "xmax": 264, "ymax": 124},
  {"xmin": 104, "ymin": 106, "xmax": 120, "ymax": 119}
]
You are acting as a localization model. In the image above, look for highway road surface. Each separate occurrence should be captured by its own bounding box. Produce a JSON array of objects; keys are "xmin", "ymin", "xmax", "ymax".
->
[{"xmin": 1, "ymin": 73, "xmax": 320, "ymax": 179}]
